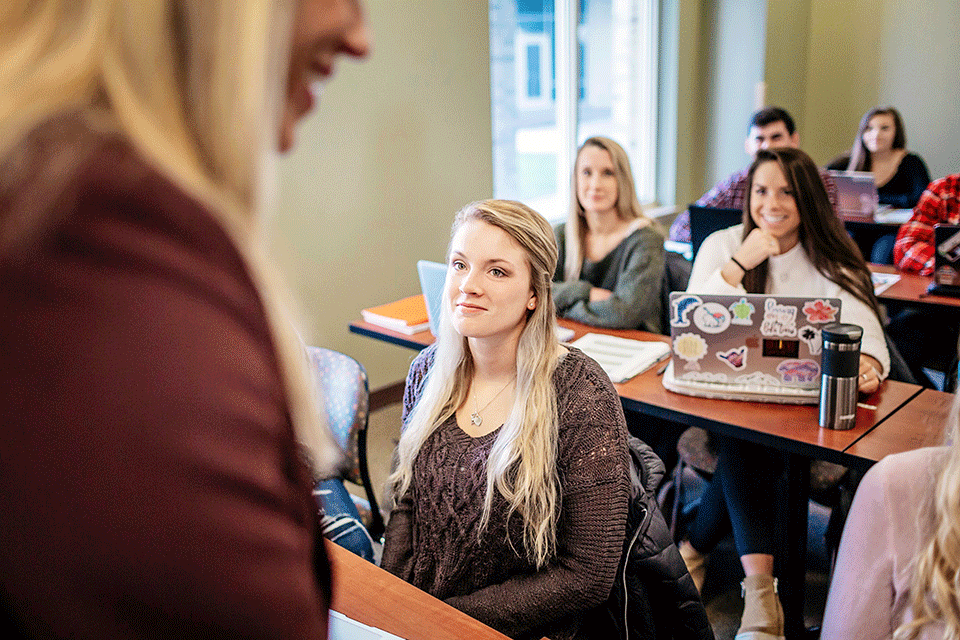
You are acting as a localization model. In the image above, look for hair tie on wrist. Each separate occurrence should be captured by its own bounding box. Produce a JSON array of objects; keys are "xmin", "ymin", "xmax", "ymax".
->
[{"xmin": 730, "ymin": 256, "xmax": 747, "ymax": 273}]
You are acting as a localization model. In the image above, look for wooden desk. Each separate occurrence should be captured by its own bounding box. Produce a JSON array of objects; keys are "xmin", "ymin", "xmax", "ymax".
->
[
  {"xmin": 843, "ymin": 388, "xmax": 952, "ymax": 463},
  {"xmin": 326, "ymin": 540, "xmax": 511, "ymax": 640},
  {"xmin": 615, "ymin": 354, "xmax": 921, "ymax": 469},
  {"xmin": 869, "ymin": 263, "xmax": 960, "ymax": 308}
]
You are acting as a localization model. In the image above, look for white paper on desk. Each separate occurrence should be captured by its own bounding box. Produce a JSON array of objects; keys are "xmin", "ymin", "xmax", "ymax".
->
[
  {"xmin": 329, "ymin": 611, "xmax": 407, "ymax": 640},
  {"xmin": 571, "ymin": 333, "xmax": 671, "ymax": 383},
  {"xmin": 871, "ymin": 272, "xmax": 901, "ymax": 295},
  {"xmin": 873, "ymin": 208, "xmax": 914, "ymax": 224}
]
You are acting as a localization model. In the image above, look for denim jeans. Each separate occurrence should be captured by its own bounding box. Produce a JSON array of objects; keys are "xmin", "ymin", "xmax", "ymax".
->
[{"xmin": 314, "ymin": 478, "xmax": 375, "ymax": 562}]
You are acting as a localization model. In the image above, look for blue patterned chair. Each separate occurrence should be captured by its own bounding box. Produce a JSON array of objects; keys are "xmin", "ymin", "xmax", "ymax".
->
[{"xmin": 307, "ymin": 346, "xmax": 385, "ymax": 540}]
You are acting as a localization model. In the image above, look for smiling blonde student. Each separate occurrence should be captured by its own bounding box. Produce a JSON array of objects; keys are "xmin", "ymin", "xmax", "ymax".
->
[
  {"xmin": 553, "ymin": 137, "xmax": 665, "ymax": 331},
  {"xmin": 380, "ymin": 200, "xmax": 631, "ymax": 640}
]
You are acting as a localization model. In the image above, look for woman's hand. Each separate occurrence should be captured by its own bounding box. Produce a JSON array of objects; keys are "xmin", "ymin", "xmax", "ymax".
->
[
  {"xmin": 735, "ymin": 228, "xmax": 781, "ymax": 270},
  {"xmin": 589, "ymin": 287, "xmax": 612, "ymax": 302},
  {"xmin": 721, "ymin": 228, "xmax": 781, "ymax": 287},
  {"xmin": 857, "ymin": 355, "xmax": 882, "ymax": 394}
]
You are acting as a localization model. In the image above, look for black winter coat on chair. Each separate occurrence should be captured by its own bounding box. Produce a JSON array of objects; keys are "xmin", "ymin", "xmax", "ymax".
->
[{"xmin": 594, "ymin": 436, "xmax": 715, "ymax": 640}]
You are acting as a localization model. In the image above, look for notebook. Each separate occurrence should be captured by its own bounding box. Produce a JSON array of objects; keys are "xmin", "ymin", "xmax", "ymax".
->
[
  {"xmin": 827, "ymin": 170, "xmax": 879, "ymax": 218},
  {"xmin": 570, "ymin": 333, "xmax": 671, "ymax": 383},
  {"xmin": 663, "ymin": 292, "xmax": 842, "ymax": 404},
  {"xmin": 927, "ymin": 224, "xmax": 960, "ymax": 297}
]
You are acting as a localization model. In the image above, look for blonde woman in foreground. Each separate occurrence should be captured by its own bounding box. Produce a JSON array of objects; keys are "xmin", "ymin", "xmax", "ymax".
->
[
  {"xmin": 380, "ymin": 200, "xmax": 631, "ymax": 640},
  {"xmin": 0, "ymin": 1, "xmax": 367, "ymax": 637},
  {"xmin": 821, "ymin": 391, "xmax": 960, "ymax": 639}
]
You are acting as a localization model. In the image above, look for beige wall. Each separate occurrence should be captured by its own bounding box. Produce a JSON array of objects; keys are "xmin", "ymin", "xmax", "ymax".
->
[
  {"xmin": 268, "ymin": 0, "xmax": 958, "ymax": 388},
  {"xmin": 672, "ymin": 0, "xmax": 959, "ymax": 208},
  {"xmin": 773, "ymin": 0, "xmax": 959, "ymax": 175},
  {"xmin": 268, "ymin": 1, "xmax": 492, "ymax": 389}
]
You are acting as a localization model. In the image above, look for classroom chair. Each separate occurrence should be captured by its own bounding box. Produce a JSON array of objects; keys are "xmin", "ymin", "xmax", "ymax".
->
[{"xmin": 307, "ymin": 346, "xmax": 385, "ymax": 540}]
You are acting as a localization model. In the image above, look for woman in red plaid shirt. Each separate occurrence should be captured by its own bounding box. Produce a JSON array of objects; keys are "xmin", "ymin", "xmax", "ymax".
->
[
  {"xmin": 894, "ymin": 174, "xmax": 960, "ymax": 275},
  {"xmin": 888, "ymin": 174, "xmax": 960, "ymax": 387}
]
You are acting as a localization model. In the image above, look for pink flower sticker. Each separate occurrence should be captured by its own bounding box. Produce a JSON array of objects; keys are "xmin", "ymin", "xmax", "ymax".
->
[{"xmin": 802, "ymin": 299, "xmax": 838, "ymax": 324}]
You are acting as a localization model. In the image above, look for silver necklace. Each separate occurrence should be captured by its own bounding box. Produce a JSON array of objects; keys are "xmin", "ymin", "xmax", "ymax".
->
[{"xmin": 470, "ymin": 377, "xmax": 515, "ymax": 427}]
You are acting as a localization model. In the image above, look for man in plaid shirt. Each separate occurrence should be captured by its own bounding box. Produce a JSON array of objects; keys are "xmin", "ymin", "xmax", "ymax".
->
[
  {"xmin": 669, "ymin": 106, "xmax": 839, "ymax": 242},
  {"xmin": 894, "ymin": 174, "xmax": 960, "ymax": 275}
]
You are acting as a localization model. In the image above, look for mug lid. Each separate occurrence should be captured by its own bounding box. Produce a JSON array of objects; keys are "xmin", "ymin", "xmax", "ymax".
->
[{"xmin": 821, "ymin": 322, "xmax": 863, "ymax": 343}]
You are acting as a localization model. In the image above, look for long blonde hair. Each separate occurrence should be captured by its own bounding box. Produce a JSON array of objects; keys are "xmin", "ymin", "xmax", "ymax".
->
[
  {"xmin": 563, "ymin": 136, "xmax": 653, "ymax": 280},
  {"xmin": 390, "ymin": 200, "xmax": 562, "ymax": 567},
  {"xmin": 895, "ymin": 392, "xmax": 960, "ymax": 640},
  {"xmin": 0, "ymin": 1, "xmax": 339, "ymax": 474}
]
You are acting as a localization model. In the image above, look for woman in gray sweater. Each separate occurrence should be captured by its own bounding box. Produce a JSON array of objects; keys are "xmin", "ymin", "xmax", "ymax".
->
[{"xmin": 553, "ymin": 137, "xmax": 665, "ymax": 331}]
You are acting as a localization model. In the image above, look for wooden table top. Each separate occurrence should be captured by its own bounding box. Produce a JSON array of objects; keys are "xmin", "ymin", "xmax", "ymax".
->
[
  {"xmin": 843, "ymin": 388, "xmax": 952, "ymax": 463},
  {"xmin": 351, "ymin": 317, "xmax": 924, "ymax": 467},
  {"xmin": 613, "ymin": 355, "xmax": 921, "ymax": 467},
  {"xmin": 869, "ymin": 263, "xmax": 960, "ymax": 308},
  {"xmin": 326, "ymin": 540, "xmax": 512, "ymax": 640}
]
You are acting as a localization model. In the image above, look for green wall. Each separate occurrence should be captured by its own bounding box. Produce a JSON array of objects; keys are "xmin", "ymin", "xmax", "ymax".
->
[{"xmin": 268, "ymin": 1, "xmax": 493, "ymax": 389}]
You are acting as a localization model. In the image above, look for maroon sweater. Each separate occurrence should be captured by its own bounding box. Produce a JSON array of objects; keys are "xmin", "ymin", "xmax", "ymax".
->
[
  {"xmin": 381, "ymin": 346, "xmax": 630, "ymax": 640},
  {"xmin": 0, "ymin": 135, "xmax": 330, "ymax": 638}
]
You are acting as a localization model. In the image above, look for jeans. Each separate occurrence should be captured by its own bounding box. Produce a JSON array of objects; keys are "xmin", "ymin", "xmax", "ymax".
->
[{"xmin": 314, "ymin": 478, "xmax": 375, "ymax": 562}]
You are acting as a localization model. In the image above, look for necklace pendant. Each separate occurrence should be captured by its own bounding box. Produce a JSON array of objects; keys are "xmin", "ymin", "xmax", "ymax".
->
[{"xmin": 470, "ymin": 412, "xmax": 482, "ymax": 427}]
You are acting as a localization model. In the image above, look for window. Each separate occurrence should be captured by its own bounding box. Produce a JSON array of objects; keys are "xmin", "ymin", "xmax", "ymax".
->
[{"xmin": 490, "ymin": 0, "xmax": 659, "ymax": 219}]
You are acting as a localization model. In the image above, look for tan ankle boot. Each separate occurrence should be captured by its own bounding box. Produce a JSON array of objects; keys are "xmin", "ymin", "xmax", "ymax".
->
[
  {"xmin": 678, "ymin": 540, "xmax": 707, "ymax": 594},
  {"xmin": 736, "ymin": 574, "xmax": 785, "ymax": 640}
]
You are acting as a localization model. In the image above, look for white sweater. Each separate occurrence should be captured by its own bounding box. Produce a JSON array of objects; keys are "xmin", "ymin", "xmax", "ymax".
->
[{"xmin": 688, "ymin": 225, "xmax": 890, "ymax": 377}]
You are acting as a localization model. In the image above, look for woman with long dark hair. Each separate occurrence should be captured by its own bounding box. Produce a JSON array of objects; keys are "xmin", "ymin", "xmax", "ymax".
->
[
  {"xmin": 679, "ymin": 147, "xmax": 890, "ymax": 640},
  {"xmin": 829, "ymin": 106, "xmax": 931, "ymax": 209}
]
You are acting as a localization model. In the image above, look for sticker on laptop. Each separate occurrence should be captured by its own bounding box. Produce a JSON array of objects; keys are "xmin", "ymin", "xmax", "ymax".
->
[
  {"xmin": 716, "ymin": 346, "xmax": 748, "ymax": 371},
  {"xmin": 670, "ymin": 295, "xmax": 702, "ymax": 328},
  {"xmin": 678, "ymin": 371, "xmax": 729, "ymax": 383},
  {"xmin": 728, "ymin": 297, "xmax": 756, "ymax": 325},
  {"xmin": 760, "ymin": 299, "xmax": 798, "ymax": 337},
  {"xmin": 802, "ymin": 299, "xmax": 839, "ymax": 324},
  {"xmin": 673, "ymin": 332, "xmax": 708, "ymax": 369},
  {"xmin": 777, "ymin": 360, "xmax": 820, "ymax": 384},
  {"xmin": 798, "ymin": 326, "xmax": 823, "ymax": 356},
  {"xmin": 693, "ymin": 302, "xmax": 732, "ymax": 334},
  {"xmin": 735, "ymin": 371, "xmax": 781, "ymax": 387}
]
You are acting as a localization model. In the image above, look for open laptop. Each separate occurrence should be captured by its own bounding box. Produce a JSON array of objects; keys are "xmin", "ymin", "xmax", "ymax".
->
[
  {"xmin": 827, "ymin": 170, "xmax": 879, "ymax": 218},
  {"xmin": 416, "ymin": 260, "xmax": 447, "ymax": 336},
  {"xmin": 927, "ymin": 224, "xmax": 960, "ymax": 297},
  {"xmin": 688, "ymin": 206, "xmax": 742, "ymax": 258},
  {"xmin": 417, "ymin": 258, "xmax": 577, "ymax": 342},
  {"xmin": 663, "ymin": 292, "xmax": 842, "ymax": 404}
]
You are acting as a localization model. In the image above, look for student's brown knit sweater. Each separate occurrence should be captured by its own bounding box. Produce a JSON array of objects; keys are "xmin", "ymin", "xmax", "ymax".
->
[{"xmin": 381, "ymin": 346, "xmax": 630, "ymax": 640}]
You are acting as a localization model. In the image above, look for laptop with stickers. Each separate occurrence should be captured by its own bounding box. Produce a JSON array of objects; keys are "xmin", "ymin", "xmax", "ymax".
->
[{"xmin": 663, "ymin": 292, "xmax": 842, "ymax": 404}]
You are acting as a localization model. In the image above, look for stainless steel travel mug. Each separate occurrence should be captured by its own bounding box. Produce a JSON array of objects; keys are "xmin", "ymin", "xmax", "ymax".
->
[{"xmin": 819, "ymin": 323, "xmax": 863, "ymax": 430}]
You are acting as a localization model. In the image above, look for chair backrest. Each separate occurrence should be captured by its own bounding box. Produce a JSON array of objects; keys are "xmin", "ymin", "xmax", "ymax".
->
[
  {"xmin": 883, "ymin": 331, "xmax": 918, "ymax": 385},
  {"xmin": 306, "ymin": 346, "xmax": 369, "ymax": 485},
  {"xmin": 689, "ymin": 205, "xmax": 741, "ymax": 258},
  {"xmin": 659, "ymin": 251, "xmax": 692, "ymax": 335}
]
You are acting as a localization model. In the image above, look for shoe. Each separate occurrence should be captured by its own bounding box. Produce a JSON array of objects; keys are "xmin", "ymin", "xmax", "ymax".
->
[
  {"xmin": 735, "ymin": 574, "xmax": 785, "ymax": 640},
  {"xmin": 678, "ymin": 540, "xmax": 707, "ymax": 593}
]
